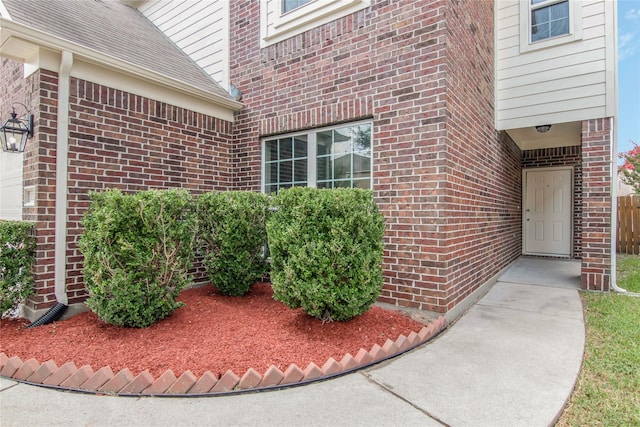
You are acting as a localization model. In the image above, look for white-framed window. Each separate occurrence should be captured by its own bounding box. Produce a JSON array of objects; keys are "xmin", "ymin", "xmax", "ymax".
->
[
  {"xmin": 282, "ymin": 0, "xmax": 312, "ymax": 14},
  {"xmin": 262, "ymin": 121, "xmax": 372, "ymax": 194},
  {"xmin": 530, "ymin": 0, "xmax": 569, "ymax": 43},
  {"xmin": 260, "ymin": 0, "xmax": 370, "ymax": 48},
  {"xmin": 519, "ymin": 0, "xmax": 582, "ymax": 53}
]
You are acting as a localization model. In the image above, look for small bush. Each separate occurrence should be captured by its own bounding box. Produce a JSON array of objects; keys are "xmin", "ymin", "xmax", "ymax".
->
[
  {"xmin": 0, "ymin": 221, "xmax": 36, "ymax": 318},
  {"xmin": 196, "ymin": 191, "xmax": 269, "ymax": 296},
  {"xmin": 267, "ymin": 187, "xmax": 385, "ymax": 322},
  {"xmin": 79, "ymin": 189, "xmax": 196, "ymax": 328}
]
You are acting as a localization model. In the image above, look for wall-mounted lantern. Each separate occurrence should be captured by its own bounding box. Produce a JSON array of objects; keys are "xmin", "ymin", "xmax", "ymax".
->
[{"xmin": 1, "ymin": 103, "xmax": 34, "ymax": 153}]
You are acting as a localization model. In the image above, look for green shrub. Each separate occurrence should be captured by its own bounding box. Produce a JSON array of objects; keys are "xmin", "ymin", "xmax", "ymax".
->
[
  {"xmin": 79, "ymin": 189, "xmax": 196, "ymax": 327},
  {"xmin": 196, "ymin": 191, "xmax": 269, "ymax": 296},
  {"xmin": 267, "ymin": 187, "xmax": 385, "ymax": 322},
  {"xmin": 0, "ymin": 221, "xmax": 36, "ymax": 318}
]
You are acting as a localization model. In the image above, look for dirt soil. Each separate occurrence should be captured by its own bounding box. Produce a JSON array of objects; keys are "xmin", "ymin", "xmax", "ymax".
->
[{"xmin": 0, "ymin": 283, "xmax": 426, "ymax": 378}]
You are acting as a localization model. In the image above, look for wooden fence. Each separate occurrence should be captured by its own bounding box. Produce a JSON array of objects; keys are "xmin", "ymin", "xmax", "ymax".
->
[{"xmin": 617, "ymin": 195, "xmax": 640, "ymax": 255}]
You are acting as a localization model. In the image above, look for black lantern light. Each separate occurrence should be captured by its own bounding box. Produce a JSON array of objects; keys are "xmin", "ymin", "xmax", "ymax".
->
[
  {"xmin": 535, "ymin": 124, "xmax": 552, "ymax": 133},
  {"xmin": 1, "ymin": 103, "xmax": 34, "ymax": 153}
]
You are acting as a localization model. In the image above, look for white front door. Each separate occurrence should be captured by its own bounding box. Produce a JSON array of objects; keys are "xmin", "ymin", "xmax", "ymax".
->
[{"xmin": 523, "ymin": 168, "xmax": 572, "ymax": 256}]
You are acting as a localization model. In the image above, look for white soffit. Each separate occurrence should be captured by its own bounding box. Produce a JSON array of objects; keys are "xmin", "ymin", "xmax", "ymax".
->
[{"xmin": 506, "ymin": 121, "xmax": 582, "ymax": 151}]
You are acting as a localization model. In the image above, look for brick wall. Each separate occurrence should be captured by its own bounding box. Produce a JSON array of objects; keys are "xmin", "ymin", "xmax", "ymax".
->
[
  {"xmin": 581, "ymin": 118, "xmax": 612, "ymax": 291},
  {"xmin": 438, "ymin": 0, "xmax": 522, "ymax": 310},
  {"xmin": 1, "ymin": 60, "xmax": 58, "ymax": 311},
  {"xmin": 522, "ymin": 146, "xmax": 582, "ymax": 257},
  {"xmin": 4, "ymin": 62, "xmax": 236, "ymax": 311},
  {"xmin": 229, "ymin": 0, "xmax": 522, "ymax": 313}
]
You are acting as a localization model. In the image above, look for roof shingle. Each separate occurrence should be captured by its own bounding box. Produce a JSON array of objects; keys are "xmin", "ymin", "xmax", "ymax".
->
[{"xmin": 2, "ymin": 0, "xmax": 232, "ymax": 101}]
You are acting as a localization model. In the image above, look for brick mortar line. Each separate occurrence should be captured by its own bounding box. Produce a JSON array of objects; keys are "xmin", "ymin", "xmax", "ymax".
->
[{"xmin": 0, "ymin": 316, "xmax": 446, "ymax": 396}]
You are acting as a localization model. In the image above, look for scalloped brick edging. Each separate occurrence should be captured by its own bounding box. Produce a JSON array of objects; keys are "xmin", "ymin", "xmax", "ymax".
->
[{"xmin": 0, "ymin": 316, "xmax": 446, "ymax": 396}]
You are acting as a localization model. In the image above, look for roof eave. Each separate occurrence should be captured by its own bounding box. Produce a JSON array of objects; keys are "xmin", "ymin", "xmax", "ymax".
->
[{"xmin": 0, "ymin": 18, "xmax": 243, "ymax": 113}]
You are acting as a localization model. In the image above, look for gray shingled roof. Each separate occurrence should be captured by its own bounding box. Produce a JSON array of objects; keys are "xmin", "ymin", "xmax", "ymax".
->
[{"xmin": 2, "ymin": 0, "xmax": 233, "ymax": 101}]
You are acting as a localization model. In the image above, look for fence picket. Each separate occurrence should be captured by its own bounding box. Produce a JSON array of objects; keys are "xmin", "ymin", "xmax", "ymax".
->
[{"xmin": 617, "ymin": 195, "xmax": 640, "ymax": 255}]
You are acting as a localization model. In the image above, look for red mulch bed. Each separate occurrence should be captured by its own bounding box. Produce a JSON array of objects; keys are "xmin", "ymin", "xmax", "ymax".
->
[{"xmin": 0, "ymin": 283, "xmax": 426, "ymax": 378}]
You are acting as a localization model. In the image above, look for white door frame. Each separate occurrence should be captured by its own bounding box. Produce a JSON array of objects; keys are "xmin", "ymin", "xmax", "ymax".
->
[{"xmin": 522, "ymin": 166, "xmax": 574, "ymax": 257}]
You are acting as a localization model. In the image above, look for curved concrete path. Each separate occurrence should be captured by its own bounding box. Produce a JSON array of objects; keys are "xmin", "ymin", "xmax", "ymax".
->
[{"xmin": 0, "ymin": 257, "xmax": 584, "ymax": 426}]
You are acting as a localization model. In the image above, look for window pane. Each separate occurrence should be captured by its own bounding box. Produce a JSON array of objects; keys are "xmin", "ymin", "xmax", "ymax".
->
[
  {"xmin": 294, "ymin": 136, "xmax": 308, "ymax": 157},
  {"xmin": 265, "ymin": 139, "xmax": 278, "ymax": 162},
  {"xmin": 333, "ymin": 154, "xmax": 352, "ymax": 180},
  {"xmin": 353, "ymin": 152, "xmax": 371, "ymax": 178},
  {"xmin": 531, "ymin": 1, "xmax": 569, "ymax": 42},
  {"xmin": 317, "ymin": 131, "xmax": 332, "ymax": 156},
  {"xmin": 317, "ymin": 181, "xmax": 331, "ymax": 189},
  {"xmin": 317, "ymin": 156, "xmax": 332, "ymax": 181},
  {"xmin": 294, "ymin": 159, "xmax": 307, "ymax": 182},
  {"xmin": 353, "ymin": 179, "xmax": 371, "ymax": 189},
  {"xmin": 266, "ymin": 184, "xmax": 278, "ymax": 194},
  {"xmin": 265, "ymin": 163, "xmax": 277, "ymax": 185},
  {"xmin": 279, "ymin": 137, "xmax": 293, "ymax": 160},
  {"xmin": 334, "ymin": 180, "xmax": 351, "ymax": 188},
  {"xmin": 332, "ymin": 127, "xmax": 351, "ymax": 156},
  {"xmin": 549, "ymin": 2, "xmax": 569, "ymax": 37},
  {"xmin": 280, "ymin": 160, "xmax": 292, "ymax": 183},
  {"xmin": 352, "ymin": 124, "xmax": 372, "ymax": 155},
  {"xmin": 282, "ymin": 0, "xmax": 312, "ymax": 14}
]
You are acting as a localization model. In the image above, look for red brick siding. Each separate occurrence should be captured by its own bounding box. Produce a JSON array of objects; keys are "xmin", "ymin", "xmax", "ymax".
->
[
  {"xmin": 4, "ymin": 62, "xmax": 235, "ymax": 310},
  {"xmin": 581, "ymin": 118, "xmax": 612, "ymax": 291},
  {"xmin": 522, "ymin": 146, "xmax": 582, "ymax": 258},
  {"xmin": 229, "ymin": 0, "xmax": 522, "ymax": 312},
  {"xmin": 1, "ymin": 60, "xmax": 59, "ymax": 310},
  {"xmin": 439, "ymin": 0, "xmax": 522, "ymax": 310}
]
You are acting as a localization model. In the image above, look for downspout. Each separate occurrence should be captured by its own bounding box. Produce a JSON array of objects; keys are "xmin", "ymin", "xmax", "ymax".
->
[
  {"xmin": 607, "ymin": 0, "xmax": 628, "ymax": 295},
  {"xmin": 28, "ymin": 50, "xmax": 73, "ymax": 327},
  {"xmin": 54, "ymin": 50, "xmax": 73, "ymax": 304},
  {"xmin": 609, "ymin": 117, "xmax": 627, "ymax": 293}
]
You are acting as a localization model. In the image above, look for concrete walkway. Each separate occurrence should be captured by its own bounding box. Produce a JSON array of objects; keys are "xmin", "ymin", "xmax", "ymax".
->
[{"xmin": 0, "ymin": 257, "xmax": 584, "ymax": 427}]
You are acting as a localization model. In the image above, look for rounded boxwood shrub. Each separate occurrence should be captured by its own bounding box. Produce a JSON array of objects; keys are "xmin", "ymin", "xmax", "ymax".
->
[
  {"xmin": 196, "ymin": 191, "xmax": 269, "ymax": 296},
  {"xmin": 267, "ymin": 187, "xmax": 385, "ymax": 322},
  {"xmin": 0, "ymin": 220, "xmax": 36, "ymax": 318},
  {"xmin": 79, "ymin": 189, "xmax": 196, "ymax": 328}
]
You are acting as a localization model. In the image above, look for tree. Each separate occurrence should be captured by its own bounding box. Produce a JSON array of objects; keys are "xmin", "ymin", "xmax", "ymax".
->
[{"xmin": 619, "ymin": 141, "xmax": 640, "ymax": 194}]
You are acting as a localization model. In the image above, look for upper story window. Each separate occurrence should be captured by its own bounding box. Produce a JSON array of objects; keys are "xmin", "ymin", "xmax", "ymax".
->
[
  {"xmin": 261, "ymin": 0, "xmax": 370, "ymax": 48},
  {"xmin": 282, "ymin": 0, "xmax": 312, "ymax": 14},
  {"xmin": 530, "ymin": 0, "xmax": 569, "ymax": 43},
  {"xmin": 263, "ymin": 122, "xmax": 372, "ymax": 194},
  {"xmin": 519, "ymin": 0, "xmax": 582, "ymax": 53}
]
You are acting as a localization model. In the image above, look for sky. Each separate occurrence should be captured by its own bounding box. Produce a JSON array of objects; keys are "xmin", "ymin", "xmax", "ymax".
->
[{"xmin": 617, "ymin": 0, "xmax": 640, "ymax": 159}]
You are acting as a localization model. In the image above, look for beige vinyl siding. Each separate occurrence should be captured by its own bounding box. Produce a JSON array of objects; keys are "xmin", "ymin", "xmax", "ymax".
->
[
  {"xmin": 495, "ymin": 0, "xmax": 616, "ymax": 130},
  {"xmin": 0, "ymin": 152, "xmax": 23, "ymax": 220},
  {"xmin": 138, "ymin": 0, "xmax": 229, "ymax": 91}
]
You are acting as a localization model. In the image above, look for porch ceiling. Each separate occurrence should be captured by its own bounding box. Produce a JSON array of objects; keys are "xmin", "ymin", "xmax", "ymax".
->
[{"xmin": 506, "ymin": 121, "xmax": 582, "ymax": 151}]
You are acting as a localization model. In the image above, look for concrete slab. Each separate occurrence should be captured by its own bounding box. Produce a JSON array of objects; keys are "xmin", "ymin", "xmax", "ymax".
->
[
  {"xmin": 481, "ymin": 280, "xmax": 584, "ymax": 320},
  {"xmin": 0, "ymin": 372, "xmax": 442, "ymax": 427},
  {"xmin": 366, "ymin": 282, "xmax": 585, "ymax": 427},
  {"xmin": 0, "ymin": 258, "xmax": 585, "ymax": 427},
  {"xmin": 0, "ymin": 377, "xmax": 18, "ymax": 392},
  {"xmin": 499, "ymin": 257, "xmax": 581, "ymax": 289}
]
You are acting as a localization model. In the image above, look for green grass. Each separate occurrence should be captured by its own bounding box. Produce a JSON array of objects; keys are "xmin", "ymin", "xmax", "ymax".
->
[
  {"xmin": 557, "ymin": 285, "xmax": 640, "ymax": 426},
  {"xmin": 617, "ymin": 254, "xmax": 640, "ymax": 293}
]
